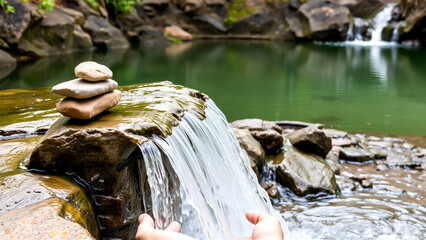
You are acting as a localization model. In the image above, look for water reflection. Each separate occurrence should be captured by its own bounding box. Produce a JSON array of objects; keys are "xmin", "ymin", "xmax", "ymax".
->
[{"xmin": 1, "ymin": 41, "xmax": 425, "ymax": 135}]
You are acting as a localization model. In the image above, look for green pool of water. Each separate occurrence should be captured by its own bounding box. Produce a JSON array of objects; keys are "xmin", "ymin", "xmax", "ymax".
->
[{"xmin": 1, "ymin": 40, "xmax": 425, "ymax": 136}]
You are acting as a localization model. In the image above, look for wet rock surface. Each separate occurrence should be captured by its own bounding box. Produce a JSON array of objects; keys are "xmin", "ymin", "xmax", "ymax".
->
[
  {"xmin": 0, "ymin": 171, "xmax": 98, "ymax": 238},
  {"xmin": 273, "ymin": 141, "xmax": 339, "ymax": 196},
  {"xmin": 233, "ymin": 128, "xmax": 265, "ymax": 179},
  {"xmin": 289, "ymin": 125, "xmax": 332, "ymax": 158},
  {"xmin": 0, "ymin": 198, "xmax": 96, "ymax": 239},
  {"xmin": 0, "ymin": 135, "xmax": 41, "ymax": 172},
  {"xmin": 231, "ymin": 118, "xmax": 283, "ymax": 154}
]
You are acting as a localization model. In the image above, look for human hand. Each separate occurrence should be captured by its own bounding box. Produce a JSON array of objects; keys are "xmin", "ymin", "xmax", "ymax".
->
[
  {"xmin": 135, "ymin": 213, "xmax": 196, "ymax": 240},
  {"xmin": 237, "ymin": 212, "xmax": 284, "ymax": 240}
]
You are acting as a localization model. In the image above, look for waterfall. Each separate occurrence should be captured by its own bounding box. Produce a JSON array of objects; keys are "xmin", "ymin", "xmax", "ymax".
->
[
  {"xmin": 138, "ymin": 99, "xmax": 292, "ymax": 239},
  {"xmin": 370, "ymin": 4, "xmax": 395, "ymax": 42},
  {"xmin": 346, "ymin": 3, "xmax": 397, "ymax": 45}
]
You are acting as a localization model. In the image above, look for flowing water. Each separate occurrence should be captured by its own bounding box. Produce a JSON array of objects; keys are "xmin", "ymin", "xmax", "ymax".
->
[
  {"xmin": 345, "ymin": 3, "xmax": 397, "ymax": 45},
  {"xmin": 276, "ymin": 163, "xmax": 426, "ymax": 240},
  {"xmin": 138, "ymin": 99, "xmax": 292, "ymax": 239}
]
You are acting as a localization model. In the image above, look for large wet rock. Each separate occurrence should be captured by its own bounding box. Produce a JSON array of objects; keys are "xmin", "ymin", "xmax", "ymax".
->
[
  {"xmin": 27, "ymin": 82, "xmax": 208, "ymax": 238},
  {"xmin": 18, "ymin": 7, "xmax": 93, "ymax": 57},
  {"xmin": 298, "ymin": 0, "xmax": 351, "ymax": 41},
  {"xmin": 230, "ymin": 118, "xmax": 283, "ymax": 154},
  {"xmin": 347, "ymin": 0, "xmax": 384, "ymax": 18},
  {"xmin": 0, "ymin": 198, "xmax": 95, "ymax": 239},
  {"xmin": 289, "ymin": 125, "xmax": 332, "ymax": 158},
  {"xmin": 225, "ymin": 0, "xmax": 291, "ymax": 38},
  {"xmin": 0, "ymin": 0, "xmax": 32, "ymax": 44},
  {"xmin": 273, "ymin": 142, "xmax": 339, "ymax": 196},
  {"xmin": 83, "ymin": 15, "xmax": 129, "ymax": 49},
  {"xmin": 233, "ymin": 128, "xmax": 265, "ymax": 179}
]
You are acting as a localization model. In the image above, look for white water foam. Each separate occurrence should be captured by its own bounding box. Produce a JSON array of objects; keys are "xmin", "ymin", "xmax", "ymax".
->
[{"xmin": 138, "ymin": 99, "xmax": 293, "ymax": 239}]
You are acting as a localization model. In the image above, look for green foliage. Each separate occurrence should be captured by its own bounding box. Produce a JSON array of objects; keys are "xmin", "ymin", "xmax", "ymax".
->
[
  {"xmin": 1, "ymin": 0, "xmax": 15, "ymax": 13},
  {"xmin": 105, "ymin": 0, "xmax": 141, "ymax": 14},
  {"xmin": 84, "ymin": 0, "xmax": 99, "ymax": 9},
  {"xmin": 1, "ymin": 0, "xmax": 55, "ymax": 14},
  {"xmin": 38, "ymin": 0, "xmax": 54, "ymax": 14},
  {"xmin": 224, "ymin": 0, "xmax": 257, "ymax": 27}
]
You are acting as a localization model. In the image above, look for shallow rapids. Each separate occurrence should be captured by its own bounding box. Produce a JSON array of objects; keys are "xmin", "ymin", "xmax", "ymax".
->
[
  {"xmin": 275, "ymin": 163, "xmax": 426, "ymax": 240},
  {"xmin": 138, "ymin": 99, "xmax": 291, "ymax": 239}
]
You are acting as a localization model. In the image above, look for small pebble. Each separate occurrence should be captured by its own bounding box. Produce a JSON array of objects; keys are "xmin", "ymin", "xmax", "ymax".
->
[{"xmin": 361, "ymin": 179, "xmax": 373, "ymax": 188}]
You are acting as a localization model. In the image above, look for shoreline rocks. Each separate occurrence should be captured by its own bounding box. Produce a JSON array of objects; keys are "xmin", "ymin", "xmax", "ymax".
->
[{"xmin": 1, "ymin": 0, "xmax": 424, "ymax": 67}]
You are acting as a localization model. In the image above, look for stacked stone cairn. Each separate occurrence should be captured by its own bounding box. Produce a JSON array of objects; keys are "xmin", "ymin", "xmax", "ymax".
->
[{"xmin": 52, "ymin": 61, "xmax": 121, "ymax": 120}]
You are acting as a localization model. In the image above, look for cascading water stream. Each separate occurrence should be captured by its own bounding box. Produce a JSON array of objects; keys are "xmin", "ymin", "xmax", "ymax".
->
[
  {"xmin": 346, "ymin": 3, "xmax": 397, "ymax": 45},
  {"xmin": 138, "ymin": 99, "xmax": 292, "ymax": 239}
]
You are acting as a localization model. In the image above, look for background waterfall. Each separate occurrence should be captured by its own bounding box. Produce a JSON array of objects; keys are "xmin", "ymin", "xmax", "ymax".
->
[
  {"xmin": 138, "ymin": 99, "xmax": 292, "ymax": 239},
  {"xmin": 346, "ymin": 3, "xmax": 397, "ymax": 45}
]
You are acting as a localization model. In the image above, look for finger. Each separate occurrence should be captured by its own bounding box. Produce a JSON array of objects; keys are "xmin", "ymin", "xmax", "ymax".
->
[
  {"xmin": 138, "ymin": 213, "xmax": 155, "ymax": 229},
  {"xmin": 164, "ymin": 221, "xmax": 181, "ymax": 232},
  {"xmin": 245, "ymin": 212, "xmax": 271, "ymax": 225},
  {"xmin": 234, "ymin": 237, "xmax": 251, "ymax": 240}
]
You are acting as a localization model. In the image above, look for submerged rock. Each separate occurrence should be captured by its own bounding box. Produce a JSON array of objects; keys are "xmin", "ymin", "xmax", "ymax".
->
[
  {"xmin": 0, "ymin": 198, "xmax": 95, "ymax": 239},
  {"xmin": 260, "ymin": 181, "xmax": 279, "ymax": 199},
  {"xmin": 340, "ymin": 146, "xmax": 374, "ymax": 163},
  {"xmin": 27, "ymin": 82, "xmax": 208, "ymax": 238},
  {"xmin": 289, "ymin": 125, "xmax": 332, "ymax": 158},
  {"xmin": 273, "ymin": 143, "xmax": 339, "ymax": 196},
  {"xmin": 231, "ymin": 119, "xmax": 283, "ymax": 154}
]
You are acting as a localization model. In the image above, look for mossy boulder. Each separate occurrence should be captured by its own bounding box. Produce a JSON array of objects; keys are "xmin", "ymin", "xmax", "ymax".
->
[
  {"xmin": 18, "ymin": 7, "xmax": 93, "ymax": 57},
  {"xmin": 298, "ymin": 0, "xmax": 351, "ymax": 41}
]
